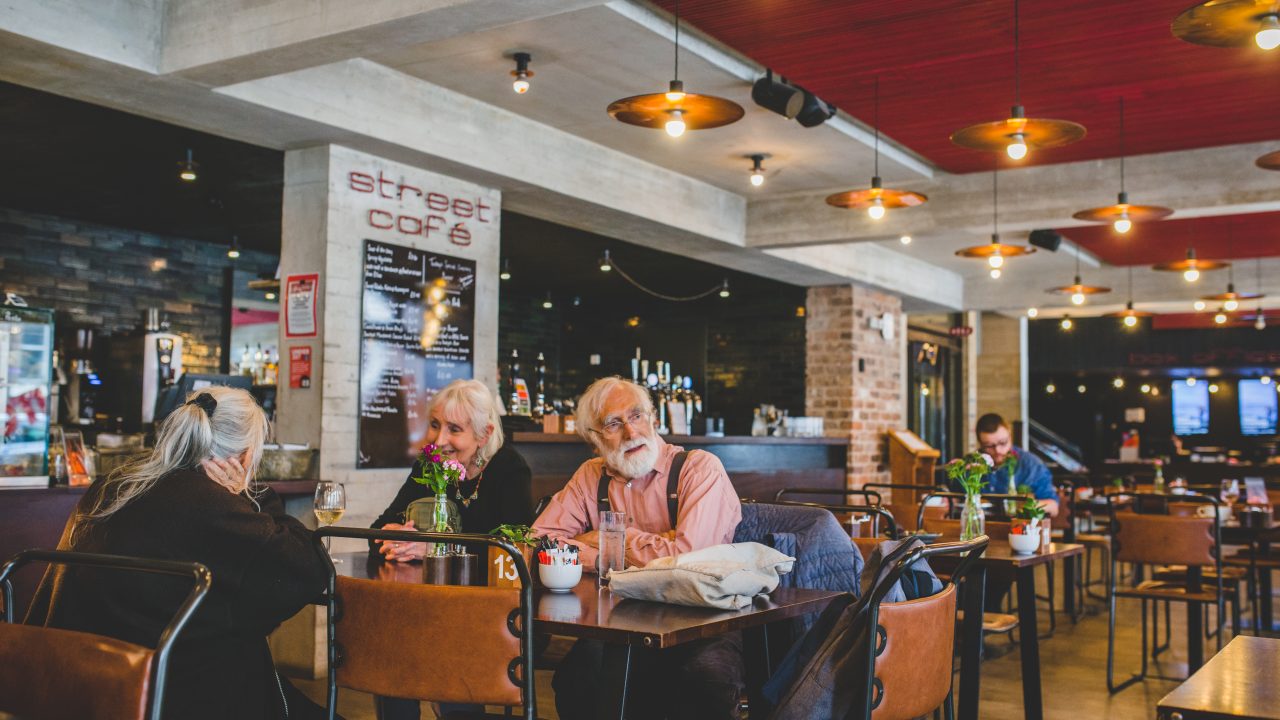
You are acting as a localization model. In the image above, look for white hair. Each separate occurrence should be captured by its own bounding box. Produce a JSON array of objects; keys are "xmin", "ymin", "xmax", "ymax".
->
[
  {"xmin": 427, "ymin": 379, "xmax": 504, "ymax": 465},
  {"xmin": 74, "ymin": 385, "xmax": 269, "ymax": 539},
  {"xmin": 574, "ymin": 376, "xmax": 654, "ymax": 449}
]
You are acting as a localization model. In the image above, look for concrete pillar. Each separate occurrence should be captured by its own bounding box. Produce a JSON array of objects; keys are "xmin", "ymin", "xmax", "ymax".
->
[
  {"xmin": 975, "ymin": 311, "xmax": 1026, "ymax": 442},
  {"xmin": 805, "ymin": 285, "xmax": 906, "ymax": 488}
]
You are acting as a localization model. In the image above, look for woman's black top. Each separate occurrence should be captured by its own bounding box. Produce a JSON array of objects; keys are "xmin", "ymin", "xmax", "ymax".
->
[
  {"xmin": 371, "ymin": 443, "xmax": 533, "ymax": 535},
  {"xmin": 27, "ymin": 469, "xmax": 329, "ymax": 720}
]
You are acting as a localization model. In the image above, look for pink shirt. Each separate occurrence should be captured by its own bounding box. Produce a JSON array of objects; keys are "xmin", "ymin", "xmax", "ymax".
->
[{"xmin": 532, "ymin": 439, "xmax": 742, "ymax": 569}]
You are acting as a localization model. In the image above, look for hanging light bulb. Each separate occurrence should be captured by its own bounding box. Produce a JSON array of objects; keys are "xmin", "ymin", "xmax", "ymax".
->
[
  {"xmin": 1027, "ymin": 307, "xmax": 1038, "ymax": 318},
  {"xmin": 178, "ymin": 148, "xmax": 199, "ymax": 182},
  {"xmin": 599, "ymin": 250, "xmax": 613, "ymax": 272},
  {"xmin": 510, "ymin": 52, "xmax": 533, "ymax": 94},
  {"xmin": 900, "ymin": 235, "xmax": 912, "ymax": 245},
  {"xmin": 1077, "ymin": 384, "xmax": 1087, "ymax": 394},
  {"xmin": 1123, "ymin": 314, "xmax": 1138, "ymax": 328},
  {"xmin": 1113, "ymin": 377, "xmax": 1125, "ymax": 389},
  {"xmin": 867, "ymin": 196, "xmax": 886, "ymax": 220},
  {"xmin": 1187, "ymin": 377, "xmax": 1197, "ymax": 386},
  {"xmin": 1141, "ymin": 383, "xmax": 1151, "ymax": 393},
  {"xmin": 988, "ymin": 253, "xmax": 1004, "ymax": 269},
  {"xmin": 542, "ymin": 293, "xmax": 554, "ymax": 309},
  {"xmin": 1060, "ymin": 316, "xmax": 1073, "ymax": 330},
  {"xmin": 1006, "ymin": 132, "xmax": 1028, "ymax": 160},
  {"xmin": 1257, "ymin": 14, "xmax": 1280, "ymax": 50},
  {"xmin": 719, "ymin": 279, "xmax": 731, "ymax": 298},
  {"xmin": 1045, "ymin": 382, "xmax": 1056, "ymax": 394},
  {"xmin": 749, "ymin": 171, "xmax": 764, "ymax": 187},
  {"xmin": 1209, "ymin": 383, "xmax": 1220, "ymax": 394},
  {"xmin": 1071, "ymin": 291, "xmax": 1085, "ymax": 305},
  {"xmin": 1262, "ymin": 375, "xmax": 1273, "ymax": 385},
  {"xmin": 1257, "ymin": 311, "xmax": 1268, "ymax": 331},
  {"xmin": 1194, "ymin": 300, "xmax": 1206, "ymax": 312},
  {"xmin": 990, "ymin": 268, "xmax": 1002, "ymax": 279},
  {"xmin": 1225, "ymin": 298, "xmax": 1239, "ymax": 311},
  {"xmin": 499, "ymin": 259, "xmax": 512, "ymax": 281},
  {"xmin": 1184, "ymin": 267, "xmax": 1201, "ymax": 283},
  {"xmin": 747, "ymin": 154, "xmax": 767, "ymax": 187},
  {"xmin": 664, "ymin": 108, "xmax": 686, "ymax": 138},
  {"xmin": 227, "ymin": 235, "xmax": 241, "ymax": 259},
  {"xmin": 1214, "ymin": 310, "xmax": 1228, "ymax": 324},
  {"xmin": 1113, "ymin": 210, "xmax": 1132, "ymax": 234}
]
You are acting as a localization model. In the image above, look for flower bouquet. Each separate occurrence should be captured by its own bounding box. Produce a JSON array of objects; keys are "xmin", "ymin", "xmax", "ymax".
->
[
  {"xmin": 405, "ymin": 443, "xmax": 467, "ymax": 556},
  {"xmin": 945, "ymin": 452, "xmax": 994, "ymax": 541}
]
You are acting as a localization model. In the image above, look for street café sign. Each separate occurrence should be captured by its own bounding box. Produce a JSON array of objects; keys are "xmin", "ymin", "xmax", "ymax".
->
[
  {"xmin": 1129, "ymin": 348, "xmax": 1280, "ymax": 367},
  {"xmin": 347, "ymin": 169, "xmax": 495, "ymax": 247}
]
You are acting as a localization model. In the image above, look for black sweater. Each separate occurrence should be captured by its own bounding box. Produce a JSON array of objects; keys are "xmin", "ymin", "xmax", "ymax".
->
[
  {"xmin": 371, "ymin": 444, "xmax": 533, "ymax": 536},
  {"xmin": 27, "ymin": 469, "xmax": 329, "ymax": 720}
]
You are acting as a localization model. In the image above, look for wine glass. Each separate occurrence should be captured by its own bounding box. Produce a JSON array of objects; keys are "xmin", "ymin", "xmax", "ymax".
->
[
  {"xmin": 314, "ymin": 481, "xmax": 346, "ymax": 564},
  {"xmin": 1221, "ymin": 479, "xmax": 1240, "ymax": 520}
]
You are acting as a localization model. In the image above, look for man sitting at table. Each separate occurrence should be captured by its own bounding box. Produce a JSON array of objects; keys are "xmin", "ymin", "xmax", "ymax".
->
[
  {"xmin": 971, "ymin": 412, "xmax": 1059, "ymax": 517},
  {"xmin": 533, "ymin": 375, "xmax": 743, "ymax": 720}
]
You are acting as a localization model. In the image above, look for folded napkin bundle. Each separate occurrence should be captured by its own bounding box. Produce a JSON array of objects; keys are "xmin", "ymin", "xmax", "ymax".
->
[{"xmin": 606, "ymin": 542, "xmax": 796, "ymax": 609}]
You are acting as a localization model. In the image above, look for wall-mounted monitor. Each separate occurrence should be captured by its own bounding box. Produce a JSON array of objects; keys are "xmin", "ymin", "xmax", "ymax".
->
[
  {"xmin": 1172, "ymin": 380, "xmax": 1210, "ymax": 435},
  {"xmin": 1238, "ymin": 379, "xmax": 1278, "ymax": 436}
]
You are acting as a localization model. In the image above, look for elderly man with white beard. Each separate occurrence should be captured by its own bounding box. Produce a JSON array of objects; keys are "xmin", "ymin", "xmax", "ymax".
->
[{"xmin": 533, "ymin": 376, "xmax": 743, "ymax": 720}]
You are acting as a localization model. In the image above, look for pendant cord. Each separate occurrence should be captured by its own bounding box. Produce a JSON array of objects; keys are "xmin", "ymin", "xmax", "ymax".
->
[
  {"xmin": 873, "ymin": 75, "xmax": 880, "ymax": 177},
  {"xmin": 1119, "ymin": 97, "xmax": 1126, "ymax": 193},
  {"xmin": 673, "ymin": 0, "xmax": 680, "ymax": 82},
  {"xmin": 1013, "ymin": 0, "xmax": 1021, "ymax": 105},
  {"xmin": 992, "ymin": 166, "xmax": 999, "ymax": 235}
]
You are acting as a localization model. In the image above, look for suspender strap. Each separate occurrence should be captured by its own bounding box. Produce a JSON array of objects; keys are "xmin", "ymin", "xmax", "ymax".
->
[{"xmin": 595, "ymin": 450, "xmax": 693, "ymax": 530}]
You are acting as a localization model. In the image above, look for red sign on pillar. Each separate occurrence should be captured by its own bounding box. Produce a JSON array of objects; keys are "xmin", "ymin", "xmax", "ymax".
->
[{"xmin": 289, "ymin": 346, "xmax": 312, "ymax": 389}]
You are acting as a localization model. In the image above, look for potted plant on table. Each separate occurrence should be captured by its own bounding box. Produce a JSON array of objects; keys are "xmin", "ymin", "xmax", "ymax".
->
[
  {"xmin": 945, "ymin": 452, "xmax": 994, "ymax": 541},
  {"xmin": 405, "ymin": 443, "xmax": 466, "ymax": 557},
  {"xmin": 1010, "ymin": 496, "xmax": 1048, "ymax": 553}
]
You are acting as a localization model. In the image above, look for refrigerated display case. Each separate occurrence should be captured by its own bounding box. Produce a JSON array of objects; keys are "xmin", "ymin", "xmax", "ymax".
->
[{"xmin": 0, "ymin": 305, "xmax": 54, "ymax": 487}]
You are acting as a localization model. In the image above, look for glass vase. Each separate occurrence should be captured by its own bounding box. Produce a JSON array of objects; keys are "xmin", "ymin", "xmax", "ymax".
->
[
  {"xmin": 406, "ymin": 492, "xmax": 460, "ymax": 557},
  {"xmin": 960, "ymin": 491, "xmax": 985, "ymax": 541}
]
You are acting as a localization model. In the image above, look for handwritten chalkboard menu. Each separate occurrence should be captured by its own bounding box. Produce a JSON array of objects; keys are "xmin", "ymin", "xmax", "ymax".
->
[{"xmin": 358, "ymin": 239, "xmax": 476, "ymax": 468}]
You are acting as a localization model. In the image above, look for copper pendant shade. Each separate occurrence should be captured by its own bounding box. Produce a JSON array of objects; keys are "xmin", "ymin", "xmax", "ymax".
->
[
  {"xmin": 1256, "ymin": 149, "xmax": 1280, "ymax": 170},
  {"xmin": 950, "ymin": 1, "xmax": 1085, "ymax": 159},
  {"xmin": 1152, "ymin": 247, "xmax": 1230, "ymax": 273},
  {"xmin": 1106, "ymin": 302, "xmax": 1156, "ymax": 318},
  {"xmin": 1200, "ymin": 283, "xmax": 1264, "ymax": 303},
  {"xmin": 607, "ymin": 0, "xmax": 743, "ymax": 135},
  {"xmin": 1073, "ymin": 99, "xmax": 1173, "ymax": 230},
  {"xmin": 1172, "ymin": 0, "xmax": 1280, "ymax": 48},
  {"xmin": 955, "ymin": 235, "xmax": 1037, "ymax": 260},
  {"xmin": 826, "ymin": 77, "xmax": 928, "ymax": 214},
  {"xmin": 1047, "ymin": 275, "xmax": 1112, "ymax": 296}
]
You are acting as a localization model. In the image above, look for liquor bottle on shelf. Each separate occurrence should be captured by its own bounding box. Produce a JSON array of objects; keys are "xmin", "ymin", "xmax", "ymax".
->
[
  {"xmin": 631, "ymin": 347, "xmax": 641, "ymax": 384},
  {"xmin": 681, "ymin": 376, "xmax": 698, "ymax": 435},
  {"xmin": 533, "ymin": 352, "xmax": 547, "ymax": 420},
  {"xmin": 508, "ymin": 349, "xmax": 521, "ymax": 415}
]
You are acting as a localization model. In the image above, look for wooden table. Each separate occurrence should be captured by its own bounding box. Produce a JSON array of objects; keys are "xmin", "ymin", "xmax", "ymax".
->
[
  {"xmin": 954, "ymin": 542, "xmax": 1084, "ymax": 720},
  {"xmin": 1157, "ymin": 636, "xmax": 1280, "ymax": 719},
  {"xmin": 338, "ymin": 553, "xmax": 844, "ymax": 719}
]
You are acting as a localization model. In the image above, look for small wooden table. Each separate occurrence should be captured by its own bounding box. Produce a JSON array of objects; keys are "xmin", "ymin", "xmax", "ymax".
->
[
  {"xmin": 1157, "ymin": 636, "xmax": 1280, "ymax": 719},
  {"xmin": 954, "ymin": 542, "xmax": 1084, "ymax": 720},
  {"xmin": 339, "ymin": 553, "xmax": 844, "ymax": 719}
]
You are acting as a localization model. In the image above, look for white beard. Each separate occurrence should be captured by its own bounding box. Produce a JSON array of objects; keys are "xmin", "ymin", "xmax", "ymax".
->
[{"xmin": 605, "ymin": 437, "xmax": 660, "ymax": 480}]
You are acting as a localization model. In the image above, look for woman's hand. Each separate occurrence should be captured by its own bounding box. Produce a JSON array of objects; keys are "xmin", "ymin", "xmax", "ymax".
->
[
  {"xmin": 376, "ymin": 521, "xmax": 427, "ymax": 562},
  {"xmin": 201, "ymin": 456, "xmax": 246, "ymax": 493}
]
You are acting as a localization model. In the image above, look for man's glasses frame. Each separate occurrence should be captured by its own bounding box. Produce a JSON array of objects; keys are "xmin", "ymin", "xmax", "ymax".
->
[{"xmin": 592, "ymin": 409, "xmax": 652, "ymax": 438}]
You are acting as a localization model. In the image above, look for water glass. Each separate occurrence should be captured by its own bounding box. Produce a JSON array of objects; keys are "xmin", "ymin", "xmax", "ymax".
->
[{"xmin": 597, "ymin": 510, "xmax": 627, "ymax": 586}]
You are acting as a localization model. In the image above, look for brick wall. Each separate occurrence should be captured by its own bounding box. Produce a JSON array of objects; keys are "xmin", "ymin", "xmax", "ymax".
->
[
  {"xmin": 0, "ymin": 206, "xmax": 276, "ymax": 373},
  {"xmin": 806, "ymin": 285, "xmax": 905, "ymax": 486}
]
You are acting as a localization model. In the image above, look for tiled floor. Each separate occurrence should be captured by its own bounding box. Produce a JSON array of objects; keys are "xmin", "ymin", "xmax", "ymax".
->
[{"xmin": 294, "ymin": 569, "xmax": 1265, "ymax": 719}]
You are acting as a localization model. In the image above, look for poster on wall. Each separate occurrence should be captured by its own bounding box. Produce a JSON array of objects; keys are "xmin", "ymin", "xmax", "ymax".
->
[
  {"xmin": 285, "ymin": 273, "xmax": 319, "ymax": 337},
  {"xmin": 357, "ymin": 239, "xmax": 475, "ymax": 468}
]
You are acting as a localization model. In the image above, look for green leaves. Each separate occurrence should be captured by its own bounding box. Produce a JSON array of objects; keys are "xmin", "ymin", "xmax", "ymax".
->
[{"xmin": 491, "ymin": 523, "xmax": 539, "ymax": 546}]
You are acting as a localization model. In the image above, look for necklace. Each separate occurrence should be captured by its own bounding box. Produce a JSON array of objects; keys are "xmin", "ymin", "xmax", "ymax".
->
[{"xmin": 456, "ymin": 460, "xmax": 486, "ymax": 508}]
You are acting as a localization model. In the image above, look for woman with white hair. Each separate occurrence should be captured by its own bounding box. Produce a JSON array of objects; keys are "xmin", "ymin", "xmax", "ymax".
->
[
  {"xmin": 371, "ymin": 378, "xmax": 532, "ymax": 562},
  {"xmin": 27, "ymin": 385, "xmax": 330, "ymax": 720}
]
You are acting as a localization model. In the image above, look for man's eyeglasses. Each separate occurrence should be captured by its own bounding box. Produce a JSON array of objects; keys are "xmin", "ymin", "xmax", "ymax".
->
[
  {"xmin": 593, "ymin": 410, "xmax": 650, "ymax": 438},
  {"xmin": 978, "ymin": 438, "xmax": 1012, "ymax": 453}
]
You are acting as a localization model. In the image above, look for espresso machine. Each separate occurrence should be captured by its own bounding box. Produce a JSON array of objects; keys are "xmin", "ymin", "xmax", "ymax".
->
[
  {"xmin": 140, "ymin": 310, "xmax": 182, "ymax": 424},
  {"xmin": 64, "ymin": 328, "xmax": 100, "ymax": 426},
  {"xmin": 107, "ymin": 309, "xmax": 183, "ymax": 431}
]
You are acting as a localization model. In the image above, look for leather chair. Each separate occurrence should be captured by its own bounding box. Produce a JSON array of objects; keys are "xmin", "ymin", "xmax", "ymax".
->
[
  {"xmin": 1105, "ymin": 494, "xmax": 1236, "ymax": 693},
  {"xmin": 315, "ymin": 527, "xmax": 537, "ymax": 720},
  {"xmin": 857, "ymin": 536, "xmax": 989, "ymax": 720},
  {"xmin": 0, "ymin": 549, "xmax": 211, "ymax": 720}
]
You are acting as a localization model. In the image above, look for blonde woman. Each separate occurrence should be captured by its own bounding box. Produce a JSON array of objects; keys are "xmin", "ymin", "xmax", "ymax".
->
[
  {"xmin": 27, "ymin": 386, "xmax": 329, "ymax": 720},
  {"xmin": 372, "ymin": 378, "xmax": 532, "ymax": 562}
]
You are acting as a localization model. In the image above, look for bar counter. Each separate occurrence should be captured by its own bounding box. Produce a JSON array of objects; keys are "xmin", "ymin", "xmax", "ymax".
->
[{"xmin": 511, "ymin": 432, "xmax": 849, "ymax": 503}]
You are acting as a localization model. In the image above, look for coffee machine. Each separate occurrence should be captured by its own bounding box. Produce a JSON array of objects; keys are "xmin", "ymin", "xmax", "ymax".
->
[
  {"xmin": 64, "ymin": 328, "xmax": 100, "ymax": 426},
  {"xmin": 140, "ymin": 310, "xmax": 182, "ymax": 424},
  {"xmin": 108, "ymin": 309, "xmax": 183, "ymax": 431}
]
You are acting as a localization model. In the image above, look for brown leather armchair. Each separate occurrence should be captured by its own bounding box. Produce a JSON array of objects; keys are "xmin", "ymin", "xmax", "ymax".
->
[{"xmin": 0, "ymin": 549, "xmax": 211, "ymax": 720}]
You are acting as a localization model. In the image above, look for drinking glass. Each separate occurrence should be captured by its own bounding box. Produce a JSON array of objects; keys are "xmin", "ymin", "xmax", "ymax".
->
[
  {"xmin": 1221, "ymin": 479, "xmax": 1240, "ymax": 519},
  {"xmin": 314, "ymin": 481, "xmax": 346, "ymax": 564},
  {"xmin": 597, "ymin": 510, "xmax": 627, "ymax": 587}
]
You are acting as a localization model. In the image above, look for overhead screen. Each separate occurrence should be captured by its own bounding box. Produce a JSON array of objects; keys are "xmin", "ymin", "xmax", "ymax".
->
[
  {"xmin": 1239, "ymin": 379, "xmax": 1278, "ymax": 436},
  {"xmin": 1172, "ymin": 380, "xmax": 1210, "ymax": 436}
]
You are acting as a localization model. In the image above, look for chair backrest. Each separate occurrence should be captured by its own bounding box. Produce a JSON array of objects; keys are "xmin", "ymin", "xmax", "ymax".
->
[
  {"xmin": 316, "ymin": 527, "xmax": 535, "ymax": 720},
  {"xmin": 859, "ymin": 536, "xmax": 988, "ymax": 720},
  {"xmin": 1112, "ymin": 512, "xmax": 1215, "ymax": 566},
  {"xmin": 774, "ymin": 487, "xmax": 883, "ymax": 507},
  {"xmin": 0, "ymin": 550, "xmax": 211, "ymax": 720}
]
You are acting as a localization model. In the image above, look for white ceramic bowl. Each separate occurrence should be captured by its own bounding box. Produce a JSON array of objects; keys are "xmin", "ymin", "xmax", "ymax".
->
[
  {"xmin": 1008, "ymin": 533, "xmax": 1040, "ymax": 555},
  {"xmin": 538, "ymin": 562, "xmax": 583, "ymax": 593}
]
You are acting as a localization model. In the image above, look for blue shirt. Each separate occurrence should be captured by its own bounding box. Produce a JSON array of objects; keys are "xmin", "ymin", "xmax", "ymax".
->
[{"xmin": 970, "ymin": 447, "xmax": 1056, "ymax": 500}]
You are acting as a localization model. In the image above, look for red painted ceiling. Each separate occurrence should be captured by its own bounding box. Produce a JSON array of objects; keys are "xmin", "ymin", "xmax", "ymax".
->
[
  {"xmin": 665, "ymin": 0, "xmax": 1280, "ymax": 174},
  {"xmin": 1059, "ymin": 210, "xmax": 1280, "ymax": 265}
]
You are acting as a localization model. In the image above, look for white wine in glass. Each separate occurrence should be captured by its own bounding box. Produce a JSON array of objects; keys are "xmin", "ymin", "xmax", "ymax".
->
[{"xmin": 314, "ymin": 481, "xmax": 346, "ymax": 564}]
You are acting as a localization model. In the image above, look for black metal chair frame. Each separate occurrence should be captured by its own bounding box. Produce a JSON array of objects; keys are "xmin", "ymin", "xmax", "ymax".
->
[
  {"xmin": 853, "ymin": 535, "xmax": 991, "ymax": 720},
  {"xmin": 313, "ymin": 527, "xmax": 536, "ymax": 720},
  {"xmin": 762, "ymin": 499, "xmax": 900, "ymax": 540},
  {"xmin": 1104, "ymin": 492, "xmax": 1238, "ymax": 693},
  {"xmin": 914, "ymin": 491, "xmax": 1030, "ymax": 530},
  {"xmin": 774, "ymin": 487, "xmax": 883, "ymax": 507},
  {"xmin": 0, "ymin": 549, "xmax": 212, "ymax": 720}
]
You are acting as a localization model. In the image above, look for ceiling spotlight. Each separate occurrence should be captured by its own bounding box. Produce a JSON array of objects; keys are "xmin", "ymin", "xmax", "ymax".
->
[
  {"xmin": 795, "ymin": 90, "xmax": 837, "ymax": 128},
  {"xmin": 1077, "ymin": 384, "xmax": 1087, "ymax": 394},
  {"xmin": 748, "ymin": 154, "xmax": 767, "ymax": 187},
  {"xmin": 990, "ymin": 268, "xmax": 1002, "ymax": 279},
  {"xmin": 1046, "ymin": 382, "xmax": 1056, "ymax": 394},
  {"xmin": 1060, "ymin": 316, "xmax": 1073, "ymax": 330},
  {"xmin": 1027, "ymin": 307, "xmax": 1038, "ymax": 318},
  {"xmin": 599, "ymin": 250, "xmax": 613, "ymax": 272},
  {"xmin": 227, "ymin": 235, "xmax": 241, "ymax": 259},
  {"xmin": 1209, "ymin": 383, "xmax": 1220, "ymax": 393},
  {"xmin": 900, "ymin": 235, "xmax": 912, "ymax": 245},
  {"xmin": 500, "ymin": 259, "xmax": 512, "ymax": 281},
  {"xmin": 1215, "ymin": 310, "xmax": 1228, "ymax": 324},
  {"xmin": 1194, "ymin": 300, "xmax": 1206, "ymax": 312},
  {"xmin": 1113, "ymin": 377, "xmax": 1125, "ymax": 389},
  {"xmin": 719, "ymin": 279, "xmax": 731, "ymax": 298},
  {"xmin": 178, "ymin": 148, "xmax": 199, "ymax": 182},
  {"xmin": 751, "ymin": 70, "xmax": 804, "ymax": 118},
  {"xmin": 542, "ymin": 293, "xmax": 553, "ymax": 309},
  {"xmin": 1187, "ymin": 377, "xmax": 1197, "ymax": 386},
  {"xmin": 510, "ymin": 52, "xmax": 533, "ymax": 94},
  {"xmin": 1141, "ymin": 383, "xmax": 1151, "ymax": 393}
]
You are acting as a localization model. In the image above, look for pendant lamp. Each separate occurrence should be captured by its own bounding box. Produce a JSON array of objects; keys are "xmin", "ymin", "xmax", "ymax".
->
[
  {"xmin": 955, "ymin": 167, "xmax": 1035, "ymax": 273},
  {"xmin": 1047, "ymin": 243, "xmax": 1110, "ymax": 305},
  {"xmin": 825, "ymin": 77, "xmax": 928, "ymax": 217},
  {"xmin": 1072, "ymin": 98, "xmax": 1173, "ymax": 233}
]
